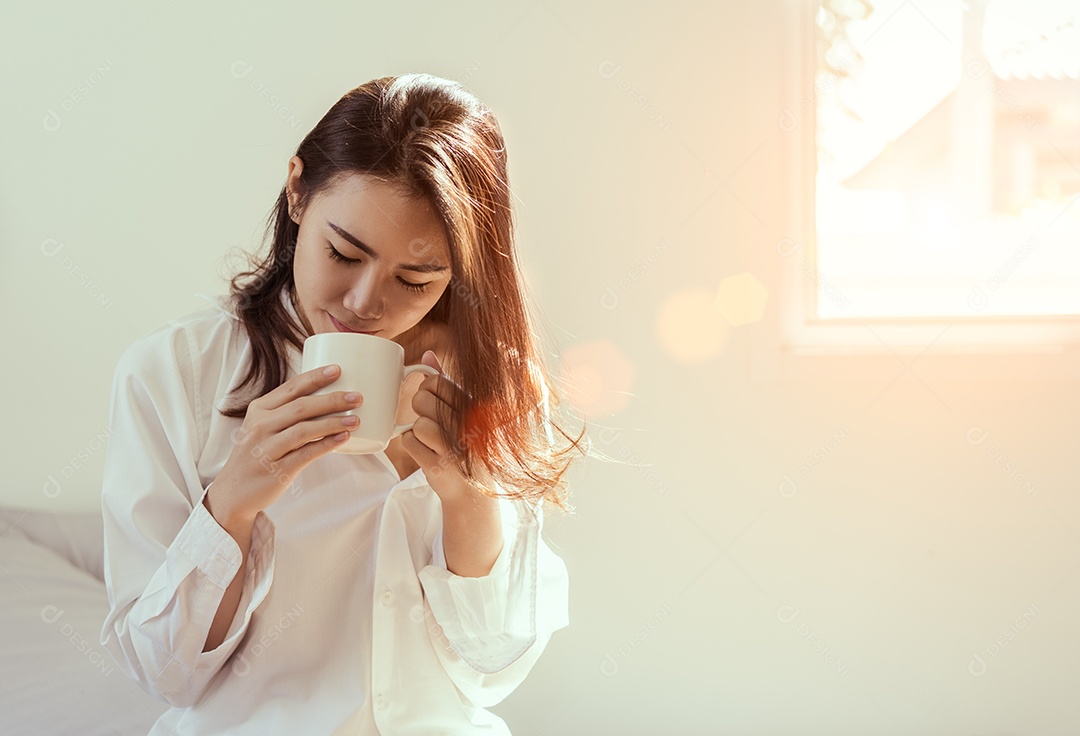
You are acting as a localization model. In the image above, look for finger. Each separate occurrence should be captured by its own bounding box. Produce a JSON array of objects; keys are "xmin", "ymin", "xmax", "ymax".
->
[
  {"xmin": 259, "ymin": 365, "xmax": 342, "ymax": 412},
  {"xmin": 280, "ymin": 426, "xmax": 351, "ymax": 472},
  {"xmin": 411, "ymin": 389, "xmax": 464, "ymax": 455},
  {"xmin": 401, "ymin": 428, "xmax": 440, "ymax": 467},
  {"xmin": 265, "ymin": 389, "xmax": 363, "ymax": 436},
  {"xmin": 419, "ymin": 372, "xmax": 467, "ymax": 411},
  {"xmin": 411, "ymin": 386, "xmax": 456, "ymax": 423},
  {"xmin": 274, "ymin": 412, "xmax": 360, "ymax": 460},
  {"xmin": 409, "ymin": 416, "xmax": 453, "ymax": 457}
]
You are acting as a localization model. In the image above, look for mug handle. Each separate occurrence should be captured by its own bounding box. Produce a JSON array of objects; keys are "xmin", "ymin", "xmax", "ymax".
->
[{"xmin": 390, "ymin": 364, "xmax": 441, "ymax": 439}]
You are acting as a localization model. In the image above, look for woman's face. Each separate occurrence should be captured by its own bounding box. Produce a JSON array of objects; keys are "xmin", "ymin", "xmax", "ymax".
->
[{"xmin": 286, "ymin": 157, "xmax": 452, "ymax": 342}]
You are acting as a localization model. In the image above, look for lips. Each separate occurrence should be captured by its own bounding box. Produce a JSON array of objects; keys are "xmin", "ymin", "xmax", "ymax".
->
[{"xmin": 329, "ymin": 313, "xmax": 376, "ymax": 334}]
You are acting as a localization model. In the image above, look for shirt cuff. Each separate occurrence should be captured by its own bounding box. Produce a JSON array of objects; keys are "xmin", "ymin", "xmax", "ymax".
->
[
  {"xmin": 418, "ymin": 498, "xmax": 539, "ymax": 673},
  {"xmin": 172, "ymin": 484, "xmax": 276, "ymax": 648},
  {"xmin": 137, "ymin": 485, "xmax": 277, "ymax": 702}
]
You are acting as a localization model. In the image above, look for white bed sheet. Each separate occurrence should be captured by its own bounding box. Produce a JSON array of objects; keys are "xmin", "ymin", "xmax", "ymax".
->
[{"xmin": 0, "ymin": 507, "xmax": 168, "ymax": 735}]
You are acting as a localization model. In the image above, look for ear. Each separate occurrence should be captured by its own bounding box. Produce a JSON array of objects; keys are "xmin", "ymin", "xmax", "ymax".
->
[{"xmin": 286, "ymin": 156, "xmax": 306, "ymax": 223}]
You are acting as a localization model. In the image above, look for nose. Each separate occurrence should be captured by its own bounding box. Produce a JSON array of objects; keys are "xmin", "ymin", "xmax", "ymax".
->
[{"xmin": 342, "ymin": 270, "xmax": 384, "ymax": 320}]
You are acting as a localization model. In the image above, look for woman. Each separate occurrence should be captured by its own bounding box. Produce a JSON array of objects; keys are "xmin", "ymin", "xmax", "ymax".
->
[{"xmin": 99, "ymin": 73, "xmax": 585, "ymax": 735}]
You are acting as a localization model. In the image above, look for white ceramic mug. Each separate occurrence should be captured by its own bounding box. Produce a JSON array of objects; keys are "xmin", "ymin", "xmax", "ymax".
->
[{"xmin": 301, "ymin": 332, "xmax": 440, "ymax": 454}]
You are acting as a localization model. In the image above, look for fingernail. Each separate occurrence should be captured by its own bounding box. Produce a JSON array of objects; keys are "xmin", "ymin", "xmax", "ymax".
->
[{"xmin": 323, "ymin": 365, "xmax": 339, "ymax": 376}]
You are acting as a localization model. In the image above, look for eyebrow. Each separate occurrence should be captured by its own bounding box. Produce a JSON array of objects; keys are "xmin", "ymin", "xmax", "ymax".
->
[{"xmin": 327, "ymin": 221, "xmax": 449, "ymax": 274}]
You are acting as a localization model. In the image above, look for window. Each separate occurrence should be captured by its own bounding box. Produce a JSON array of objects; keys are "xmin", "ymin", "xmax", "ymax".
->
[{"xmin": 773, "ymin": 0, "xmax": 1080, "ymax": 359}]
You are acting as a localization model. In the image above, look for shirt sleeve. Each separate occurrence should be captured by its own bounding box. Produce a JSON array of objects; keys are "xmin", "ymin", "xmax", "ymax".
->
[
  {"xmin": 417, "ymin": 494, "xmax": 570, "ymax": 707},
  {"xmin": 98, "ymin": 327, "xmax": 277, "ymax": 709}
]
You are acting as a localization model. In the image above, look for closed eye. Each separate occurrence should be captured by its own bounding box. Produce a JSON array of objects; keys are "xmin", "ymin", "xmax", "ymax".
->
[{"xmin": 325, "ymin": 242, "xmax": 432, "ymax": 293}]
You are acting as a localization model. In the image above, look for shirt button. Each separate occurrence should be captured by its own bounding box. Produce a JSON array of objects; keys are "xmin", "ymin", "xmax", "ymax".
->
[
  {"xmin": 381, "ymin": 590, "xmax": 393, "ymax": 606},
  {"xmin": 375, "ymin": 692, "xmax": 387, "ymax": 710}
]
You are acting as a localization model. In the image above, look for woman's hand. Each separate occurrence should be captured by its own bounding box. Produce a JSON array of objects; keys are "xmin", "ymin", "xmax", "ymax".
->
[
  {"xmin": 205, "ymin": 365, "xmax": 363, "ymax": 525},
  {"xmin": 403, "ymin": 350, "xmax": 508, "ymax": 576},
  {"xmin": 400, "ymin": 351, "xmax": 486, "ymax": 503}
]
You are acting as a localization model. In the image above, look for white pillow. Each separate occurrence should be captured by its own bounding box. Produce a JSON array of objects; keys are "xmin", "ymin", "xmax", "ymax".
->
[
  {"xmin": 0, "ymin": 532, "xmax": 168, "ymax": 735},
  {"xmin": 0, "ymin": 506, "xmax": 105, "ymax": 582}
]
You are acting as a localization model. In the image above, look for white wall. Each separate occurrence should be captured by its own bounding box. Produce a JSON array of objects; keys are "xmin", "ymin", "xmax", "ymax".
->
[{"xmin": 2, "ymin": 1, "xmax": 1077, "ymax": 733}]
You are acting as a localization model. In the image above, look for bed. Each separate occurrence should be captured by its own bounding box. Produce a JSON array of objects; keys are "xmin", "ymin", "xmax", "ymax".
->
[{"xmin": 0, "ymin": 505, "xmax": 169, "ymax": 735}]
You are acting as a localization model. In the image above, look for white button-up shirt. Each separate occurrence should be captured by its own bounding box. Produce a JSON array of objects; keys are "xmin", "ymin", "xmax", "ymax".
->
[{"xmin": 98, "ymin": 289, "xmax": 570, "ymax": 735}]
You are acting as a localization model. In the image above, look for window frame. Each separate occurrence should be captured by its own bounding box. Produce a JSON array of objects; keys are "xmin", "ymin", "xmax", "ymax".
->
[{"xmin": 752, "ymin": 0, "xmax": 1080, "ymax": 382}]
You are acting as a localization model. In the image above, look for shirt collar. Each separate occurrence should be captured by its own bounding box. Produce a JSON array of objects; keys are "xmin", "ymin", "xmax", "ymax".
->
[
  {"xmin": 195, "ymin": 289, "xmax": 307, "ymax": 380},
  {"xmin": 194, "ymin": 291, "xmax": 238, "ymax": 320}
]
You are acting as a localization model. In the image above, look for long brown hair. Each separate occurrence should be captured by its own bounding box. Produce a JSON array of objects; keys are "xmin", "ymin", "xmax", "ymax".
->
[{"xmin": 219, "ymin": 73, "xmax": 585, "ymax": 513}]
